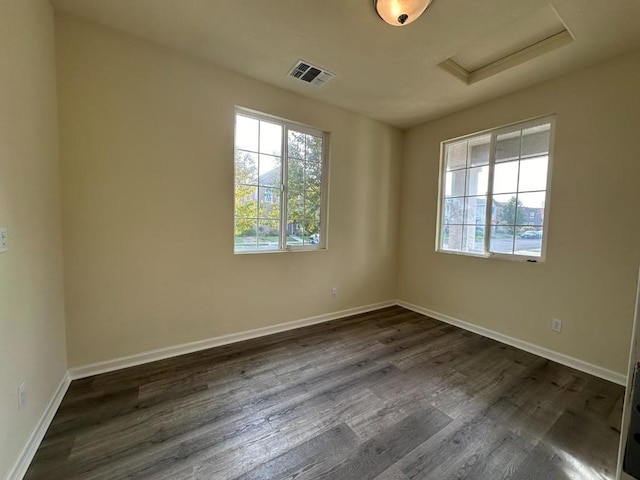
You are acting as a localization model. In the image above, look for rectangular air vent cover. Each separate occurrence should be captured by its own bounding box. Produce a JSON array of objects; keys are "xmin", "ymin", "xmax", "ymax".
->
[{"xmin": 288, "ymin": 60, "xmax": 334, "ymax": 87}]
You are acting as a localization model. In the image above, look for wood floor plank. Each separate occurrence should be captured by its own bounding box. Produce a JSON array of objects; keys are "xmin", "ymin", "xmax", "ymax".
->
[
  {"xmin": 302, "ymin": 407, "xmax": 452, "ymax": 480},
  {"xmin": 24, "ymin": 306, "xmax": 624, "ymax": 480},
  {"xmin": 542, "ymin": 408, "xmax": 620, "ymax": 478},
  {"xmin": 453, "ymin": 431, "xmax": 533, "ymax": 480},
  {"xmin": 399, "ymin": 416, "xmax": 524, "ymax": 479},
  {"xmin": 372, "ymin": 465, "xmax": 411, "ymax": 480},
  {"xmin": 509, "ymin": 442, "xmax": 581, "ymax": 480},
  {"xmin": 231, "ymin": 423, "xmax": 359, "ymax": 480}
]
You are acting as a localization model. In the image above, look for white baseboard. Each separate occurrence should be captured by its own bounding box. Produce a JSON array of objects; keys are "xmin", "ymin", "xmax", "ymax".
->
[
  {"xmin": 397, "ymin": 300, "xmax": 627, "ymax": 386},
  {"xmin": 6, "ymin": 371, "xmax": 71, "ymax": 480},
  {"xmin": 69, "ymin": 300, "xmax": 396, "ymax": 380},
  {"xmin": 69, "ymin": 298, "xmax": 627, "ymax": 385}
]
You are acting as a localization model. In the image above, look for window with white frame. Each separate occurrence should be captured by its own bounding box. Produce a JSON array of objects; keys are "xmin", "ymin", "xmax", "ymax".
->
[
  {"xmin": 437, "ymin": 116, "xmax": 554, "ymax": 261},
  {"xmin": 234, "ymin": 108, "xmax": 328, "ymax": 253}
]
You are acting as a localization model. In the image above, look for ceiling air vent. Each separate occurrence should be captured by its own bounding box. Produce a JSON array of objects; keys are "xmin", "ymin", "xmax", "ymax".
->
[{"xmin": 288, "ymin": 60, "xmax": 334, "ymax": 87}]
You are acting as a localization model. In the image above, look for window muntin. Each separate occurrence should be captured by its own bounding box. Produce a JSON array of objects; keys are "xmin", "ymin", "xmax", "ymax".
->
[
  {"xmin": 438, "ymin": 116, "xmax": 554, "ymax": 261},
  {"xmin": 234, "ymin": 109, "xmax": 328, "ymax": 253}
]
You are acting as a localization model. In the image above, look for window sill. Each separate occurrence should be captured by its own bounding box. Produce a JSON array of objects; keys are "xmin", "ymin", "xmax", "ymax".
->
[
  {"xmin": 234, "ymin": 246, "xmax": 327, "ymax": 255},
  {"xmin": 436, "ymin": 249, "xmax": 544, "ymax": 263}
]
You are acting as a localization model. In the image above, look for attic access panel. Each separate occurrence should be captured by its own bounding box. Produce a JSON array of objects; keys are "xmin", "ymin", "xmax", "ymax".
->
[{"xmin": 439, "ymin": 5, "xmax": 574, "ymax": 85}]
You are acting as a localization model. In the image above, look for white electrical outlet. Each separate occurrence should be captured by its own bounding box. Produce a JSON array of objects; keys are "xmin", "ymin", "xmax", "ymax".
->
[
  {"xmin": 0, "ymin": 227, "xmax": 7, "ymax": 252},
  {"xmin": 551, "ymin": 318, "xmax": 562, "ymax": 332},
  {"xmin": 331, "ymin": 287, "xmax": 338, "ymax": 298},
  {"xmin": 18, "ymin": 382, "xmax": 27, "ymax": 409}
]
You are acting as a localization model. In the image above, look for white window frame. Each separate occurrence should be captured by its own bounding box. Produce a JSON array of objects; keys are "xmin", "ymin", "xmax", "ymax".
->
[
  {"xmin": 234, "ymin": 107, "xmax": 330, "ymax": 254},
  {"xmin": 436, "ymin": 115, "xmax": 555, "ymax": 262}
]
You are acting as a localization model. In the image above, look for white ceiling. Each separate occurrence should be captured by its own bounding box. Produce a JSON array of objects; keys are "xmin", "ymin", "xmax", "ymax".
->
[{"xmin": 51, "ymin": 0, "xmax": 640, "ymax": 128}]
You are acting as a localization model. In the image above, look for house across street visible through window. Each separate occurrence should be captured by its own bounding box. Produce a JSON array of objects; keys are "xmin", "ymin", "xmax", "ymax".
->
[
  {"xmin": 234, "ymin": 108, "xmax": 328, "ymax": 253},
  {"xmin": 437, "ymin": 115, "xmax": 555, "ymax": 261}
]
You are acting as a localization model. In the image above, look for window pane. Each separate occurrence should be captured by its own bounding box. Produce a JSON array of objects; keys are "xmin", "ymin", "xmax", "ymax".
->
[
  {"xmin": 468, "ymin": 135, "xmax": 490, "ymax": 166},
  {"xmin": 258, "ymin": 187, "xmax": 280, "ymax": 219},
  {"xmin": 288, "ymin": 157, "xmax": 304, "ymax": 189},
  {"xmin": 464, "ymin": 196, "xmax": 487, "ymax": 224},
  {"xmin": 259, "ymin": 154, "xmax": 281, "ymax": 186},
  {"xmin": 495, "ymin": 130, "xmax": 521, "ymax": 162},
  {"xmin": 234, "ymin": 185, "xmax": 257, "ymax": 219},
  {"xmin": 257, "ymin": 220, "xmax": 280, "ymax": 250},
  {"xmin": 288, "ymin": 130, "xmax": 306, "ymax": 159},
  {"xmin": 305, "ymin": 161, "xmax": 322, "ymax": 190},
  {"xmin": 306, "ymin": 135, "xmax": 323, "ymax": 162},
  {"xmin": 235, "ymin": 115, "xmax": 259, "ymax": 152},
  {"xmin": 296, "ymin": 220, "xmax": 309, "ymax": 245},
  {"xmin": 304, "ymin": 190, "xmax": 321, "ymax": 218},
  {"xmin": 442, "ymin": 225, "xmax": 463, "ymax": 252},
  {"xmin": 515, "ymin": 229, "xmax": 542, "ymax": 257},
  {"xmin": 466, "ymin": 165, "xmax": 489, "ymax": 196},
  {"xmin": 286, "ymin": 189, "xmax": 320, "ymax": 222},
  {"xmin": 286, "ymin": 220, "xmax": 305, "ymax": 246},
  {"xmin": 259, "ymin": 121, "xmax": 282, "ymax": 156},
  {"xmin": 443, "ymin": 197, "xmax": 464, "ymax": 225},
  {"xmin": 492, "ymin": 161, "xmax": 519, "ymax": 194},
  {"xmin": 492, "ymin": 194, "xmax": 518, "ymax": 226},
  {"xmin": 308, "ymin": 232, "xmax": 321, "ymax": 245},
  {"xmin": 463, "ymin": 225, "xmax": 485, "ymax": 253},
  {"xmin": 516, "ymin": 192, "xmax": 546, "ymax": 225},
  {"xmin": 444, "ymin": 170, "xmax": 466, "ymax": 197},
  {"xmin": 490, "ymin": 226, "xmax": 515, "ymax": 254},
  {"xmin": 235, "ymin": 151, "xmax": 258, "ymax": 185},
  {"xmin": 234, "ymin": 220, "xmax": 257, "ymax": 252},
  {"xmin": 287, "ymin": 190, "xmax": 305, "ymax": 221},
  {"xmin": 518, "ymin": 156, "xmax": 548, "ymax": 192},
  {"xmin": 303, "ymin": 216, "xmax": 320, "ymax": 236},
  {"xmin": 522, "ymin": 124, "xmax": 550, "ymax": 158},
  {"xmin": 446, "ymin": 141, "xmax": 467, "ymax": 171},
  {"xmin": 301, "ymin": 217, "xmax": 320, "ymax": 245}
]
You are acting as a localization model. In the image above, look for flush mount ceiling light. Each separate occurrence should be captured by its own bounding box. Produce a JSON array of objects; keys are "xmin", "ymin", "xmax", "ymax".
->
[{"xmin": 374, "ymin": 0, "xmax": 433, "ymax": 26}]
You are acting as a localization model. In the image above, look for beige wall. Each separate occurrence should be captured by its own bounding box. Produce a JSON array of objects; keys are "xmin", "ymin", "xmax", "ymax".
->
[
  {"xmin": 55, "ymin": 15, "xmax": 402, "ymax": 367},
  {"xmin": 0, "ymin": 0, "xmax": 68, "ymax": 477},
  {"xmin": 399, "ymin": 48, "xmax": 640, "ymax": 375}
]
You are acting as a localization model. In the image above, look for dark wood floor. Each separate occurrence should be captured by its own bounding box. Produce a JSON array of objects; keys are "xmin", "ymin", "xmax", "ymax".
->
[{"xmin": 25, "ymin": 306, "xmax": 624, "ymax": 480}]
